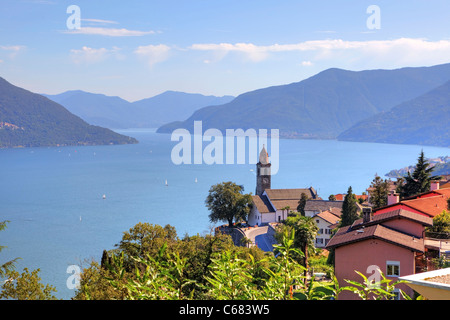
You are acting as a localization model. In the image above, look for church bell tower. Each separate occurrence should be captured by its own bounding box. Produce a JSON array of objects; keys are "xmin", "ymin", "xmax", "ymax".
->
[{"xmin": 256, "ymin": 145, "xmax": 271, "ymax": 196}]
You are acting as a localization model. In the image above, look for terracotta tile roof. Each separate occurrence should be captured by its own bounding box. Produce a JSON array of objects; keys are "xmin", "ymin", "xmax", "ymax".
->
[
  {"xmin": 265, "ymin": 188, "xmax": 319, "ymax": 201},
  {"xmin": 316, "ymin": 210, "xmax": 341, "ymax": 225},
  {"xmin": 326, "ymin": 224, "xmax": 425, "ymax": 252},
  {"xmin": 351, "ymin": 209, "xmax": 433, "ymax": 229},
  {"xmin": 402, "ymin": 194, "xmax": 448, "ymax": 218},
  {"xmin": 334, "ymin": 194, "xmax": 368, "ymax": 201},
  {"xmin": 374, "ymin": 188, "xmax": 450, "ymax": 218},
  {"xmin": 329, "ymin": 207, "xmax": 343, "ymax": 217},
  {"xmin": 252, "ymin": 195, "xmax": 275, "ymax": 213},
  {"xmin": 440, "ymin": 181, "xmax": 450, "ymax": 189}
]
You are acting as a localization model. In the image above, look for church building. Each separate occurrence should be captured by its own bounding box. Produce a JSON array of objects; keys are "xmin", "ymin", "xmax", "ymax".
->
[{"xmin": 248, "ymin": 146, "xmax": 320, "ymax": 226}]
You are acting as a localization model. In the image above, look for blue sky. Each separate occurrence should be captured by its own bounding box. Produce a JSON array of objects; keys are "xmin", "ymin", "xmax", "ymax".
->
[{"xmin": 0, "ymin": 0, "xmax": 449, "ymax": 101}]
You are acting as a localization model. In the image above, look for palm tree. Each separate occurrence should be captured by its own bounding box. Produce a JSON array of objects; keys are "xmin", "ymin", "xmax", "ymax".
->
[{"xmin": 277, "ymin": 214, "xmax": 319, "ymax": 275}]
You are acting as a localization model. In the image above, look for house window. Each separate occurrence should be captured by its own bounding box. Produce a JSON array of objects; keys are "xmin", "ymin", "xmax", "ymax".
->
[
  {"xmin": 390, "ymin": 289, "xmax": 401, "ymax": 300},
  {"xmin": 386, "ymin": 261, "xmax": 400, "ymax": 277},
  {"xmin": 318, "ymin": 228, "xmax": 323, "ymax": 235},
  {"xmin": 316, "ymin": 238, "xmax": 323, "ymax": 244}
]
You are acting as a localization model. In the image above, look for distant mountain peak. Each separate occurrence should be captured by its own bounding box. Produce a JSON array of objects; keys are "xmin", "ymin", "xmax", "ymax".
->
[{"xmin": 0, "ymin": 77, "xmax": 137, "ymax": 148}]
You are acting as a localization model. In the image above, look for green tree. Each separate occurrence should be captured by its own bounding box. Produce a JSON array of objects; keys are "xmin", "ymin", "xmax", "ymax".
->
[
  {"xmin": 206, "ymin": 182, "xmax": 252, "ymax": 228},
  {"xmin": 116, "ymin": 223, "xmax": 178, "ymax": 263},
  {"xmin": 0, "ymin": 268, "xmax": 58, "ymax": 300},
  {"xmin": 275, "ymin": 213, "xmax": 318, "ymax": 273},
  {"xmin": 400, "ymin": 151, "xmax": 440, "ymax": 199},
  {"xmin": 0, "ymin": 221, "xmax": 19, "ymax": 277},
  {"xmin": 328, "ymin": 194, "xmax": 336, "ymax": 201},
  {"xmin": 297, "ymin": 193, "xmax": 308, "ymax": 216},
  {"xmin": 340, "ymin": 186, "xmax": 360, "ymax": 227},
  {"xmin": 1, "ymin": 221, "xmax": 58, "ymax": 300},
  {"xmin": 426, "ymin": 210, "xmax": 450, "ymax": 239},
  {"xmin": 368, "ymin": 174, "xmax": 390, "ymax": 209}
]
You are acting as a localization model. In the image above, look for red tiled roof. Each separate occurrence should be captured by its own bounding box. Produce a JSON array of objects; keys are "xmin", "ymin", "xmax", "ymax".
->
[
  {"xmin": 334, "ymin": 194, "xmax": 368, "ymax": 201},
  {"xmin": 401, "ymin": 195, "xmax": 448, "ymax": 218},
  {"xmin": 326, "ymin": 224, "xmax": 425, "ymax": 252},
  {"xmin": 374, "ymin": 188, "xmax": 450, "ymax": 218},
  {"xmin": 316, "ymin": 210, "xmax": 341, "ymax": 225},
  {"xmin": 351, "ymin": 209, "xmax": 433, "ymax": 229}
]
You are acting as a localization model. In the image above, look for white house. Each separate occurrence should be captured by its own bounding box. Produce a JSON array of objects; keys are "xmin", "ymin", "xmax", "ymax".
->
[{"xmin": 313, "ymin": 210, "xmax": 341, "ymax": 248}]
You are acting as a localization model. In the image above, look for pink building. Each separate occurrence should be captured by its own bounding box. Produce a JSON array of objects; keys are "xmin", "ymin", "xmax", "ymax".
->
[{"xmin": 326, "ymin": 208, "xmax": 433, "ymax": 300}]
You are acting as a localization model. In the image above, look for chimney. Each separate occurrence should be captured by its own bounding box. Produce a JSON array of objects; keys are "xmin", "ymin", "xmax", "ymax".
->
[
  {"xmin": 387, "ymin": 193, "xmax": 400, "ymax": 206},
  {"xmin": 430, "ymin": 180, "xmax": 440, "ymax": 191},
  {"xmin": 362, "ymin": 207, "xmax": 372, "ymax": 224}
]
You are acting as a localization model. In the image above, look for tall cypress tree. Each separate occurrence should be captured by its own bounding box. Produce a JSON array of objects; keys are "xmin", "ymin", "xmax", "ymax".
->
[
  {"xmin": 368, "ymin": 174, "xmax": 390, "ymax": 209},
  {"xmin": 400, "ymin": 151, "xmax": 440, "ymax": 199},
  {"xmin": 340, "ymin": 186, "xmax": 359, "ymax": 227},
  {"xmin": 297, "ymin": 193, "xmax": 308, "ymax": 216}
]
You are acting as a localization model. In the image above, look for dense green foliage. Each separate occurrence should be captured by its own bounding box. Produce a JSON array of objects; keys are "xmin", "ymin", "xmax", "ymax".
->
[
  {"xmin": 74, "ymin": 223, "xmax": 413, "ymax": 300},
  {"xmin": 206, "ymin": 182, "xmax": 253, "ymax": 227},
  {"xmin": 368, "ymin": 175, "xmax": 391, "ymax": 209},
  {"xmin": 0, "ymin": 221, "xmax": 58, "ymax": 300},
  {"xmin": 426, "ymin": 210, "xmax": 450, "ymax": 239},
  {"xmin": 340, "ymin": 186, "xmax": 360, "ymax": 227},
  {"xmin": 296, "ymin": 193, "xmax": 308, "ymax": 216},
  {"xmin": 158, "ymin": 63, "xmax": 450, "ymax": 141},
  {"xmin": 0, "ymin": 77, "xmax": 138, "ymax": 148},
  {"xmin": 400, "ymin": 151, "xmax": 440, "ymax": 199},
  {"xmin": 339, "ymin": 80, "xmax": 450, "ymax": 147}
]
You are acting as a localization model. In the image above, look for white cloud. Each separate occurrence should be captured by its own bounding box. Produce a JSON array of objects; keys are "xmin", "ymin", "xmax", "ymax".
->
[
  {"xmin": 301, "ymin": 61, "xmax": 313, "ymax": 66},
  {"xmin": 189, "ymin": 38, "xmax": 450, "ymax": 66},
  {"xmin": 81, "ymin": 19, "xmax": 119, "ymax": 25},
  {"xmin": 64, "ymin": 27, "xmax": 156, "ymax": 37},
  {"xmin": 0, "ymin": 45, "xmax": 26, "ymax": 58},
  {"xmin": 134, "ymin": 44, "xmax": 171, "ymax": 67},
  {"xmin": 70, "ymin": 46, "xmax": 122, "ymax": 64}
]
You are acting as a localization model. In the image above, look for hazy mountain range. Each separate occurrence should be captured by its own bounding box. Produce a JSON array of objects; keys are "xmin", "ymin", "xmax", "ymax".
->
[
  {"xmin": 2, "ymin": 62, "xmax": 450, "ymax": 149},
  {"xmin": 43, "ymin": 90, "xmax": 235, "ymax": 129},
  {"xmin": 157, "ymin": 63, "xmax": 450, "ymax": 147},
  {"xmin": 0, "ymin": 78, "xmax": 137, "ymax": 148},
  {"xmin": 339, "ymin": 80, "xmax": 450, "ymax": 147}
]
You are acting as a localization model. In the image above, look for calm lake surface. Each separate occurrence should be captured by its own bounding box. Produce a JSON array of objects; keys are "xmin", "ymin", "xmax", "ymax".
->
[{"xmin": 0, "ymin": 129, "xmax": 448, "ymax": 299}]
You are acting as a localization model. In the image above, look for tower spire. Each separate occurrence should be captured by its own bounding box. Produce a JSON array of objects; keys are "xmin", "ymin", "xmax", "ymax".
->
[{"xmin": 256, "ymin": 145, "xmax": 271, "ymax": 196}]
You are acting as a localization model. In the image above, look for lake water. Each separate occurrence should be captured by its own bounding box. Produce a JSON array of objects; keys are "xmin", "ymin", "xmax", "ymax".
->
[{"xmin": 0, "ymin": 129, "xmax": 448, "ymax": 299}]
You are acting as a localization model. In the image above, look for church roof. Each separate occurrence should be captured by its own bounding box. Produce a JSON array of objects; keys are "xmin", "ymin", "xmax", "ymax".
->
[
  {"xmin": 259, "ymin": 145, "xmax": 270, "ymax": 165},
  {"xmin": 265, "ymin": 188, "xmax": 319, "ymax": 201},
  {"xmin": 252, "ymin": 195, "xmax": 275, "ymax": 213}
]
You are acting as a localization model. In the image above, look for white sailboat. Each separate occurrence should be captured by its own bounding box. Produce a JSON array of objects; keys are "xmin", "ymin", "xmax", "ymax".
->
[
  {"xmin": 195, "ymin": 177, "xmax": 198, "ymax": 183},
  {"xmin": 165, "ymin": 179, "xmax": 168, "ymax": 186}
]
